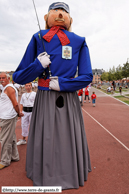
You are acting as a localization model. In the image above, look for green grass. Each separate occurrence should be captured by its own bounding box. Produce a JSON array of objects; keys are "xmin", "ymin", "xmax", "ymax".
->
[
  {"xmin": 95, "ymin": 86, "xmax": 129, "ymax": 105},
  {"xmin": 101, "ymin": 86, "xmax": 129, "ymax": 94},
  {"xmin": 114, "ymin": 96, "xmax": 129, "ymax": 105}
]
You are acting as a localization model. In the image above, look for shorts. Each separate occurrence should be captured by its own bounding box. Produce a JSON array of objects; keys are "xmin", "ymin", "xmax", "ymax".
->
[{"xmin": 92, "ymin": 99, "xmax": 96, "ymax": 104}]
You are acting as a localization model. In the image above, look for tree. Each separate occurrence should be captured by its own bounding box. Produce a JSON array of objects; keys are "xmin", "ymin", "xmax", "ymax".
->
[
  {"xmin": 115, "ymin": 65, "xmax": 122, "ymax": 80},
  {"xmin": 101, "ymin": 72, "xmax": 108, "ymax": 81},
  {"xmin": 122, "ymin": 62, "xmax": 129, "ymax": 78},
  {"xmin": 100, "ymin": 62, "xmax": 129, "ymax": 82},
  {"xmin": 108, "ymin": 68, "xmax": 113, "ymax": 81}
]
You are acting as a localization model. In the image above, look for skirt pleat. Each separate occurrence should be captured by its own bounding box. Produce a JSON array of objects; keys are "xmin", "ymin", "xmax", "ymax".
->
[{"xmin": 26, "ymin": 90, "xmax": 91, "ymax": 190}]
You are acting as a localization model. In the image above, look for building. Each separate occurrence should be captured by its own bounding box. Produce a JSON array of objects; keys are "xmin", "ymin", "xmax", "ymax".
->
[{"xmin": 92, "ymin": 69, "xmax": 105, "ymax": 84}]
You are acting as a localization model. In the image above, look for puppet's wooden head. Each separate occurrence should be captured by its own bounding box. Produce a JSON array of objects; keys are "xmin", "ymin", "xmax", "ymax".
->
[{"xmin": 44, "ymin": 2, "xmax": 73, "ymax": 31}]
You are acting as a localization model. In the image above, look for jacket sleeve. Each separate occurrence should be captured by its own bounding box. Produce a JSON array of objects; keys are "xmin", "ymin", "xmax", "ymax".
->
[
  {"xmin": 58, "ymin": 40, "xmax": 93, "ymax": 92},
  {"xmin": 13, "ymin": 35, "xmax": 45, "ymax": 84}
]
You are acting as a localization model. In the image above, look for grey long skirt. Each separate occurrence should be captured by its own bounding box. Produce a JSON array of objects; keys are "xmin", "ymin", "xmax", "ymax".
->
[{"xmin": 26, "ymin": 90, "xmax": 91, "ymax": 190}]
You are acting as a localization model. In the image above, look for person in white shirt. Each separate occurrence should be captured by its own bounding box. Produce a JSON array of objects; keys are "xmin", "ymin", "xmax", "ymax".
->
[
  {"xmin": 32, "ymin": 82, "xmax": 35, "ymax": 91},
  {"xmin": 34, "ymin": 82, "xmax": 38, "ymax": 92},
  {"xmin": 17, "ymin": 83, "xmax": 36, "ymax": 145},
  {"xmin": 0, "ymin": 72, "xmax": 24, "ymax": 170},
  {"xmin": 20, "ymin": 84, "xmax": 25, "ymax": 95},
  {"xmin": 0, "ymin": 84, "xmax": 3, "ymax": 94},
  {"xmin": 107, "ymin": 86, "xmax": 111, "ymax": 93},
  {"xmin": 14, "ymin": 83, "xmax": 21, "ymax": 95}
]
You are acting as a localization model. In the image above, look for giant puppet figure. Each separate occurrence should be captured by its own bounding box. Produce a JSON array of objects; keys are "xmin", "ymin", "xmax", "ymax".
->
[{"xmin": 13, "ymin": 2, "xmax": 93, "ymax": 190}]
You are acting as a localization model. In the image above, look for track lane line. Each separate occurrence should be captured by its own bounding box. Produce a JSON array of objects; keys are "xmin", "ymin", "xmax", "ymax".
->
[{"xmin": 82, "ymin": 108, "xmax": 129, "ymax": 152}]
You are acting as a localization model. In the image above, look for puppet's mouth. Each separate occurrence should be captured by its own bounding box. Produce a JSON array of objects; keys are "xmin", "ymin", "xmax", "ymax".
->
[{"xmin": 55, "ymin": 18, "xmax": 65, "ymax": 22}]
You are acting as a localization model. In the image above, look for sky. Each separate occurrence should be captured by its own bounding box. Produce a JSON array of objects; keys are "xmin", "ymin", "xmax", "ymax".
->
[{"xmin": 0, "ymin": 0, "xmax": 129, "ymax": 72}]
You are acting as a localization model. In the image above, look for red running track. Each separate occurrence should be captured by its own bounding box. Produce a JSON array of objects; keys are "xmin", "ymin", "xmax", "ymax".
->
[{"xmin": 0, "ymin": 87, "xmax": 129, "ymax": 194}]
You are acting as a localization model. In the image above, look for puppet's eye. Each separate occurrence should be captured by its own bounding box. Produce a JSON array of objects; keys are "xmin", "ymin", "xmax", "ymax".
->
[{"xmin": 55, "ymin": 9, "xmax": 58, "ymax": 11}]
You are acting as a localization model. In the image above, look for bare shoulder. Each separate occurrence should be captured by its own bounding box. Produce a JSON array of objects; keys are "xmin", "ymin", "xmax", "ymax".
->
[{"xmin": 5, "ymin": 86, "xmax": 15, "ymax": 96}]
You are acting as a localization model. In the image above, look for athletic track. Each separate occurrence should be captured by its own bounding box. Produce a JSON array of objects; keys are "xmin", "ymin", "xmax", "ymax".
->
[{"xmin": 0, "ymin": 87, "xmax": 129, "ymax": 194}]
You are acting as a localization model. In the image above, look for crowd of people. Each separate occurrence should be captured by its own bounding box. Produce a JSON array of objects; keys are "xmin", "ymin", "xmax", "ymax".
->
[
  {"xmin": 13, "ymin": 82, "xmax": 38, "ymax": 95},
  {"xmin": 0, "ymin": 82, "xmax": 38, "ymax": 96},
  {"xmin": 93, "ymin": 79, "xmax": 129, "ymax": 96},
  {"xmin": 78, "ymin": 84, "xmax": 97, "ymax": 107}
]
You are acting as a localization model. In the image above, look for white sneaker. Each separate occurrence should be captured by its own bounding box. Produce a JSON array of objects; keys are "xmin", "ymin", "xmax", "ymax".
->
[{"xmin": 17, "ymin": 139, "xmax": 26, "ymax": 145}]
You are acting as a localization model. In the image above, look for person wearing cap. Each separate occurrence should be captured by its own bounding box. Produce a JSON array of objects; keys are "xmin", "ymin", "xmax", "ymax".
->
[{"xmin": 13, "ymin": 2, "xmax": 93, "ymax": 189}]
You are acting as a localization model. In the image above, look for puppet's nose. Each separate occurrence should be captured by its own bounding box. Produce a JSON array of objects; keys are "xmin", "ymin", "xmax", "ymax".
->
[{"xmin": 59, "ymin": 13, "xmax": 63, "ymax": 18}]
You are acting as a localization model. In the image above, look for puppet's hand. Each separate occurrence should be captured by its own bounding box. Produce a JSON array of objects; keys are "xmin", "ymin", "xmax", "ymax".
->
[
  {"xmin": 49, "ymin": 76, "xmax": 60, "ymax": 91},
  {"xmin": 37, "ymin": 52, "xmax": 51, "ymax": 68}
]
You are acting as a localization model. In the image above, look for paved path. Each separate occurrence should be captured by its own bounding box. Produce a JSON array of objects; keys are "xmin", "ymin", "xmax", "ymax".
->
[{"xmin": 0, "ymin": 87, "xmax": 129, "ymax": 194}]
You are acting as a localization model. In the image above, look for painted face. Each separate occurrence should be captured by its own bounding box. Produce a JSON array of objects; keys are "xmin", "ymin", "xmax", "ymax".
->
[
  {"xmin": 45, "ymin": 9, "xmax": 72, "ymax": 29},
  {"xmin": 0, "ymin": 73, "xmax": 9, "ymax": 87}
]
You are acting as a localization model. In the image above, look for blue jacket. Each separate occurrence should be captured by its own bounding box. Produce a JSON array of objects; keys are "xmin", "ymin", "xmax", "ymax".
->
[{"xmin": 13, "ymin": 29, "xmax": 93, "ymax": 92}]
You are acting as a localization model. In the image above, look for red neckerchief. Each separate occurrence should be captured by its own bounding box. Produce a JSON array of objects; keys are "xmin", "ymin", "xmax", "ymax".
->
[{"xmin": 43, "ymin": 26, "xmax": 70, "ymax": 46}]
